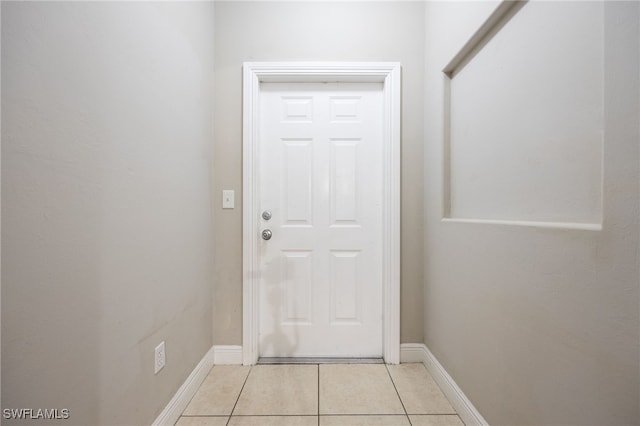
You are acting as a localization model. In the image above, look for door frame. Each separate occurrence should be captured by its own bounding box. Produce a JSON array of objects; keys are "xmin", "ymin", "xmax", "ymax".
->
[{"xmin": 242, "ymin": 62, "xmax": 401, "ymax": 365}]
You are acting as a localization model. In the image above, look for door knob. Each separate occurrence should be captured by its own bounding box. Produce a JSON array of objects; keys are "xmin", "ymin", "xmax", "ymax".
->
[
  {"xmin": 261, "ymin": 229, "xmax": 273, "ymax": 240},
  {"xmin": 262, "ymin": 210, "xmax": 272, "ymax": 220}
]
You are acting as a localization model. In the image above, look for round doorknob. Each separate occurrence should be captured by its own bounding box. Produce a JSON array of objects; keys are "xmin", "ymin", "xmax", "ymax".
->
[{"xmin": 261, "ymin": 229, "xmax": 272, "ymax": 240}]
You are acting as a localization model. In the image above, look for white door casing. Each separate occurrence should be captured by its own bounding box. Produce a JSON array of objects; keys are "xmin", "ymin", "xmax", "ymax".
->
[
  {"xmin": 243, "ymin": 62, "xmax": 401, "ymax": 365},
  {"xmin": 258, "ymin": 82, "xmax": 383, "ymax": 357}
]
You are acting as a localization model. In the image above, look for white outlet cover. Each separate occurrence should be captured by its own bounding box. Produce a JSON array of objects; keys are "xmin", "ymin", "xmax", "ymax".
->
[{"xmin": 154, "ymin": 341, "xmax": 165, "ymax": 374}]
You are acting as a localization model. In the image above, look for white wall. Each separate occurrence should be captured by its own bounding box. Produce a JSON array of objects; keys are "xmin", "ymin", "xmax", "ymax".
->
[
  {"xmin": 424, "ymin": 1, "xmax": 639, "ymax": 425},
  {"xmin": 1, "ymin": 2, "xmax": 215, "ymax": 424},
  {"xmin": 212, "ymin": 1, "xmax": 426, "ymax": 345}
]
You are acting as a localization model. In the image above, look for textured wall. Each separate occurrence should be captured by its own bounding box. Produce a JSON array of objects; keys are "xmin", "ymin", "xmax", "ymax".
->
[
  {"xmin": 212, "ymin": 1, "xmax": 426, "ymax": 345},
  {"xmin": 447, "ymin": 2, "xmax": 603, "ymax": 224},
  {"xmin": 423, "ymin": 2, "xmax": 639, "ymax": 425},
  {"xmin": 2, "ymin": 3, "xmax": 215, "ymax": 424}
]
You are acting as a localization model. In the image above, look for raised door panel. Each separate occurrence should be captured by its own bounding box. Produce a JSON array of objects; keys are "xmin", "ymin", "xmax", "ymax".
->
[{"xmin": 282, "ymin": 139, "xmax": 314, "ymax": 227}]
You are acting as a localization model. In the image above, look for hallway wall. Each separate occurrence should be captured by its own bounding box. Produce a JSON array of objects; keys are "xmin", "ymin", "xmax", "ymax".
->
[
  {"xmin": 423, "ymin": 1, "xmax": 639, "ymax": 425},
  {"xmin": 2, "ymin": 2, "xmax": 215, "ymax": 425},
  {"xmin": 212, "ymin": 1, "xmax": 426, "ymax": 345}
]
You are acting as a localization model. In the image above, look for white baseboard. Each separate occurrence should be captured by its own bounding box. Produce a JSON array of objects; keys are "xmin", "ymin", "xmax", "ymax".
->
[
  {"xmin": 213, "ymin": 345, "xmax": 243, "ymax": 365},
  {"xmin": 399, "ymin": 343, "xmax": 429, "ymax": 363},
  {"xmin": 400, "ymin": 343, "xmax": 489, "ymax": 426},
  {"xmin": 152, "ymin": 345, "xmax": 215, "ymax": 426},
  {"xmin": 154, "ymin": 343, "xmax": 486, "ymax": 426}
]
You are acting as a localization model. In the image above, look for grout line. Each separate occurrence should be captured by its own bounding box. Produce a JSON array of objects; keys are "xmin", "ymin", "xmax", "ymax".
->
[
  {"xmin": 385, "ymin": 364, "xmax": 412, "ymax": 426},
  {"xmin": 225, "ymin": 365, "xmax": 252, "ymax": 426},
  {"xmin": 316, "ymin": 414, "xmax": 419, "ymax": 417},
  {"xmin": 227, "ymin": 415, "xmax": 318, "ymax": 417},
  {"xmin": 180, "ymin": 414, "xmax": 229, "ymax": 417},
  {"xmin": 220, "ymin": 414, "xmax": 431, "ymax": 417},
  {"xmin": 408, "ymin": 414, "xmax": 466, "ymax": 425},
  {"xmin": 173, "ymin": 363, "xmax": 216, "ymax": 424}
]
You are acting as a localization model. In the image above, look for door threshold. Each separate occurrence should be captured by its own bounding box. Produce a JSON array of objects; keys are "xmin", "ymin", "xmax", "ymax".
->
[{"xmin": 257, "ymin": 357, "xmax": 384, "ymax": 365}]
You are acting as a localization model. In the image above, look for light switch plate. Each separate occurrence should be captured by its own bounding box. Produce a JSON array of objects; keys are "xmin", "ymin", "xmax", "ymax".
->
[{"xmin": 222, "ymin": 190, "xmax": 234, "ymax": 209}]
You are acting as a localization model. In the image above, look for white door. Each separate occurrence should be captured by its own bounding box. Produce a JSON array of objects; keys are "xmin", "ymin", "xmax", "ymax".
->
[{"xmin": 258, "ymin": 82, "xmax": 384, "ymax": 358}]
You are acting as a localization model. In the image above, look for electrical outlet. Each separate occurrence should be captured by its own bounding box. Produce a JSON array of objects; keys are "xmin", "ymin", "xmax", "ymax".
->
[{"xmin": 154, "ymin": 341, "xmax": 165, "ymax": 375}]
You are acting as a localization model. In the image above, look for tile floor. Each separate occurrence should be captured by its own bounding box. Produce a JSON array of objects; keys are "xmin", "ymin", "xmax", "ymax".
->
[{"xmin": 176, "ymin": 363, "xmax": 464, "ymax": 426}]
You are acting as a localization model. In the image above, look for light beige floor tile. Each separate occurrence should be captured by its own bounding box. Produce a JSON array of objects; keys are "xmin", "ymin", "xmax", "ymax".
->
[
  {"xmin": 321, "ymin": 415, "xmax": 411, "ymax": 425},
  {"xmin": 387, "ymin": 364, "xmax": 456, "ymax": 415},
  {"xmin": 175, "ymin": 416, "xmax": 229, "ymax": 426},
  {"xmin": 319, "ymin": 364, "xmax": 405, "ymax": 415},
  {"xmin": 233, "ymin": 365, "xmax": 318, "ymax": 415},
  {"xmin": 183, "ymin": 365, "xmax": 250, "ymax": 416},
  {"xmin": 409, "ymin": 415, "xmax": 465, "ymax": 426},
  {"xmin": 228, "ymin": 415, "xmax": 318, "ymax": 426}
]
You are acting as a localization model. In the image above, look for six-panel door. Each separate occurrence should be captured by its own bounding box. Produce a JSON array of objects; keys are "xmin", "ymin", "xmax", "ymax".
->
[{"xmin": 258, "ymin": 82, "xmax": 384, "ymax": 358}]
